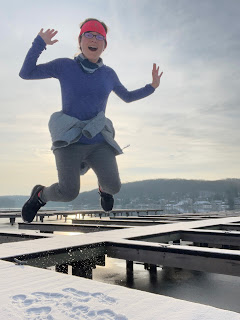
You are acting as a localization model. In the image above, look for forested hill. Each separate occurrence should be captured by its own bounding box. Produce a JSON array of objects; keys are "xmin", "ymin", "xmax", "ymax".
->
[
  {"xmin": 72, "ymin": 178, "xmax": 240, "ymax": 207},
  {"xmin": 0, "ymin": 178, "xmax": 240, "ymax": 209}
]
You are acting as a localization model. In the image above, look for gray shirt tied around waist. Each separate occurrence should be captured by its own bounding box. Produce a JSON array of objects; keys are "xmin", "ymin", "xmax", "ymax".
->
[{"xmin": 48, "ymin": 111, "xmax": 123, "ymax": 174}]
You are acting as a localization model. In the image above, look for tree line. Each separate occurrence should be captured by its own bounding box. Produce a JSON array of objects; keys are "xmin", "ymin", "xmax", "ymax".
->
[{"xmin": 1, "ymin": 178, "xmax": 240, "ymax": 209}]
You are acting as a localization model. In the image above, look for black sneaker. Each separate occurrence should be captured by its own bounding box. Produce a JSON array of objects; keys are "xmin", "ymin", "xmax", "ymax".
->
[
  {"xmin": 98, "ymin": 187, "xmax": 114, "ymax": 212},
  {"xmin": 21, "ymin": 185, "xmax": 46, "ymax": 223}
]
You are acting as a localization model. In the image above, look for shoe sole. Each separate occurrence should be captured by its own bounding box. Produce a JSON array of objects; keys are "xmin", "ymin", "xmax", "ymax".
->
[{"xmin": 21, "ymin": 185, "xmax": 44, "ymax": 223}]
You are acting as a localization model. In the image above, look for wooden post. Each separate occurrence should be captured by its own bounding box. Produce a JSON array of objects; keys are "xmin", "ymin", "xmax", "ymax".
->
[
  {"xmin": 149, "ymin": 264, "xmax": 157, "ymax": 284},
  {"xmin": 10, "ymin": 217, "xmax": 15, "ymax": 225},
  {"xmin": 150, "ymin": 264, "xmax": 157, "ymax": 273},
  {"xmin": 71, "ymin": 259, "xmax": 95, "ymax": 279},
  {"xmin": 95, "ymin": 255, "xmax": 105, "ymax": 266},
  {"xmin": 144, "ymin": 263, "xmax": 149, "ymax": 270},
  {"xmin": 56, "ymin": 264, "xmax": 68, "ymax": 274},
  {"xmin": 126, "ymin": 260, "xmax": 133, "ymax": 272},
  {"xmin": 126, "ymin": 260, "xmax": 134, "ymax": 287}
]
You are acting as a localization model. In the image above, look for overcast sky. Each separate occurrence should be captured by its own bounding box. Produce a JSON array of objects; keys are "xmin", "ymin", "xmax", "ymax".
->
[{"xmin": 0, "ymin": 0, "xmax": 240, "ymax": 196}]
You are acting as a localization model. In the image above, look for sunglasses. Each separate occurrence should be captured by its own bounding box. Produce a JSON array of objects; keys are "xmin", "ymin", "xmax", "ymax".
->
[{"xmin": 83, "ymin": 32, "xmax": 105, "ymax": 41}]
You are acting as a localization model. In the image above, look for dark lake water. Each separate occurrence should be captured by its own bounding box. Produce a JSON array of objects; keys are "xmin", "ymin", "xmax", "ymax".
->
[{"xmin": 93, "ymin": 257, "xmax": 240, "ymax": 313}]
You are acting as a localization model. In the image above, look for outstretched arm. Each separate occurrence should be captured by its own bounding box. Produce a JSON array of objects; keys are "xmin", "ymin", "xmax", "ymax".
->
[
  {"xmin": 112, "ymin": 63, "xmax": 163, "ymax": 103},
  {"xmin": 151, "ymin": 63, "xmax": 163, "ymax": 89},
  {"xmin": 19, "ymin": 28, "xmax": 60, "ymax": 80}
]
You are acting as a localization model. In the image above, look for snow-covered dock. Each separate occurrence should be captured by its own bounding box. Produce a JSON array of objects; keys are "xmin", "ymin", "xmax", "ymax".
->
[
  {"xmin": 1, "ymin": 259, "xmax": 240, "ymax": 320},
  {"xmin": 0, "ymin": 210, "xmax": 240, "ymax": 319},
  {"xmin": 1, "ymin": 212, "xmax": 240, "ymax": 276},
  {"xmin": 0, "ymin": 208, "xmax": 162, "ymax": 224},
  {"xmin": 0, "ymin": 261, "xmax": 240, "ymax": 320}
]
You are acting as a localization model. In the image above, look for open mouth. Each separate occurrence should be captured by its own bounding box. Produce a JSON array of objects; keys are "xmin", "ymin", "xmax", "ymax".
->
[{"xmin": 88, "ymin": 46, "xmax": 98, "ymax": 52}]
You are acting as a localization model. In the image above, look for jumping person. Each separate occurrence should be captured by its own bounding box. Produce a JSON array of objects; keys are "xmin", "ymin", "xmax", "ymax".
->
[{"xmin": 20, "ymin": 18, "xmax": 163, "ymax": 223}]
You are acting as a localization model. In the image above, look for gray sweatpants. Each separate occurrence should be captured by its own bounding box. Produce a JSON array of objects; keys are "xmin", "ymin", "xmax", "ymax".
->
[{"xmin": 41, "ymin": 143, "xmax": 121, "ymax": 203}]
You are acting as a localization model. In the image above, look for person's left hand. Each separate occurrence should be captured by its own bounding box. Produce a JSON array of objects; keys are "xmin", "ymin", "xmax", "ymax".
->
[{"xmin": 151, "ymin": 63, "xmax": 163, "ymax": 89}]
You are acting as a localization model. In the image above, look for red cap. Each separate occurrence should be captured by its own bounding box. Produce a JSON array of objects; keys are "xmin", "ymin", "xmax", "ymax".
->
[{"xmin": 79, "ymin": 20, "xmax": 107, "ymax": 45}]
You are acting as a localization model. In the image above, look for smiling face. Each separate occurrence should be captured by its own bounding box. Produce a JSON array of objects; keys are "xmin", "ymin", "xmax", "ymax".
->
[{"xmin": 79, "ymin": 32, "xmax": 106, "ymax": 63}]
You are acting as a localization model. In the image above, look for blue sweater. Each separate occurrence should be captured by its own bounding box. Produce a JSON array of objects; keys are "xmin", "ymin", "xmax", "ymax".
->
[{"xmin": 19, "ymin": 35, "xmax": 155, "ymax": 144}]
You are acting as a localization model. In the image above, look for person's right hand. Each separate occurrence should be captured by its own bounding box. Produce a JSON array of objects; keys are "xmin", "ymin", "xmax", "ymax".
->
[{"xmin": 38, "ymin": 28, "xmax": 58, "ymax": 45}]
